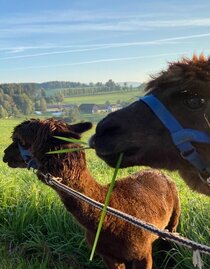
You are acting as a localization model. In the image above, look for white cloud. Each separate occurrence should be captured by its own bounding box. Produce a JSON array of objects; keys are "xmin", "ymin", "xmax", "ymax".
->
[
  {"xmin": 1, "ymin": 9, "xmax": 210, "ymax": 36},
  {"xmin": 0, "ymin": 10, "xmax": 166, "ymax": 26}
]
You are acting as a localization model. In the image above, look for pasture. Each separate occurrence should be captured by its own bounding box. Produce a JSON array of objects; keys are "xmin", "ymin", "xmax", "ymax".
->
[
  {"xmin": 63, "ymin": 89, "xmax": 141, "ymax": 105},
  {"xmin": 0, "ymin": 118, "xmax": 210, "ymax": 269}
]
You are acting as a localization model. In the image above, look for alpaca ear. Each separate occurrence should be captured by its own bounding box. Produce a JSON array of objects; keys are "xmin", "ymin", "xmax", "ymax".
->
[
  {"xmin": 50, "ymin": 130, "xmax": 81, "ymax": 145},
  {"xmin": 69, "ymin": 122, "xmax": 92, "ymax": 134},
  {"xmin": 54, "ymin": 131, "xmax": 81, "ymax": 140}
]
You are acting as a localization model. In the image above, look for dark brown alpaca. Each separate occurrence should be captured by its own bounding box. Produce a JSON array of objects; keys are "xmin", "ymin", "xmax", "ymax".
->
[
  {"xmin": 3, "ymin": 119, "xmax": 180, "ymax": 269},
  {"xmin": 90, "ymin": 55, "xmax": 210, "ymax": 196}
]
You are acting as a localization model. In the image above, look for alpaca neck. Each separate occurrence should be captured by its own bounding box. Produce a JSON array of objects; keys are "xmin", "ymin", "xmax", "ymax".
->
[
  {"xmin": 42, "ymin": 159, "xmax": 107, "ymax": 230},
  {"xmin": 38, "ymin": 152, "xmax": 107, "ymax": 213},
  {"xmin": 37, "ymin": 150, "xmax": 109, "ymax": 230},
  {"xmin": 64, "ymin": 167, "xmax": 106, "ymax": 200}
]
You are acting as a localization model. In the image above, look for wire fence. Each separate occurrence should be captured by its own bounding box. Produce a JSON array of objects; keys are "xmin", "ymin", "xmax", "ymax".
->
[{"xmin": 40, "ymin": 172, "xmax": 210, "ymax": 269}]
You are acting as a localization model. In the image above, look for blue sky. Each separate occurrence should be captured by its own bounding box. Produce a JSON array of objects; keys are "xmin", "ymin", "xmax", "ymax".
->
[{"xmin": 1, "ymin": 0, "xmax": 210, "ymax": 83}]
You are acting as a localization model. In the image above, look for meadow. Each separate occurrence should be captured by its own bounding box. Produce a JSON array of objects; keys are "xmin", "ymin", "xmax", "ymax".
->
[
  {"xmin": 0, "ymin": 118, "xmax": 210, "ymax": 269},
  {"xmin": 63, "ymin": 89, "xmax": 141, "ymax": 105}
]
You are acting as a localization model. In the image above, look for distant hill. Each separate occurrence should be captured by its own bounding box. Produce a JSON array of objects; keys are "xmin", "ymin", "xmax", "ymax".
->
[{"xmin": 0, "ymin": 80, "xmax": 145, "ymax": 91}]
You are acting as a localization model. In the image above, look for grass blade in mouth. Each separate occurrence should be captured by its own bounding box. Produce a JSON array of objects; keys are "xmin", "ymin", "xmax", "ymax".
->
[
  {"xmin": 53, "ymin": 136, "xmax": 88, "ymax": 145},
  {"xmin": 89, "ymin": 153, "xmax": 124, "ymax": 261},
  {"xmin": 47, "ymin": 136, "xmax": 90, "ymax": 154},
  {"xmin": 47, "ymin": 147, "xmax": 91, "ymax": 154}
]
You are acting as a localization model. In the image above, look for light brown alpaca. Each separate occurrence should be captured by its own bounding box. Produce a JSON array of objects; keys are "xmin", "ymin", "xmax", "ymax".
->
[
  {"xmin": 3, "ymin": 119, "xmax": 180, "ymax": 269},
  {"xmin": 90, "ymin": 54, "xmax": 210, "ymax": 196}
]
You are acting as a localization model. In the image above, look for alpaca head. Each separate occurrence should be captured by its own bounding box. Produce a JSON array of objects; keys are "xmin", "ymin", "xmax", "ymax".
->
[
  {"xmin": 3, "ymin": 118, "xmax": 92, "ymax": 170},
  {"xmin": 89, "ymin": 55, "xmax": 210, "ymax": 196},
  {"xmin": 90, "ymin": 55, "xmax": 210, "ymax": 169}
]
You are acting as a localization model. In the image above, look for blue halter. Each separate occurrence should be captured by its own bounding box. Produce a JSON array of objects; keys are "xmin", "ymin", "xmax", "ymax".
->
[
  {"xmin": 18, "ymin": 143, "xmax": 38, "ymax": 169},
  {"xmin": 140, "ymin": 94, "xmax": 210, "ymax": 183}
]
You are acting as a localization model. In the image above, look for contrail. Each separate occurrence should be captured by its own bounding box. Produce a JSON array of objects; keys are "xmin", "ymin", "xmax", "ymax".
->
[
  {"xmin": 4, "ymin": 50, "xmax": 200, "ymax": 71},
  {"xmin": 1, "ymin": 32, "xmax": 210, "ymax": 60},
  {"xmin": 0, "ymin": 45, "xmax": 116, "ymax": 60}
]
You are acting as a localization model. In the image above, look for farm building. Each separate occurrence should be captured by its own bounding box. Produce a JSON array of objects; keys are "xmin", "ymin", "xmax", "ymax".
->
[{"xmin": 79, "ymin": 103, "xmax": 123, "ymax": 114}]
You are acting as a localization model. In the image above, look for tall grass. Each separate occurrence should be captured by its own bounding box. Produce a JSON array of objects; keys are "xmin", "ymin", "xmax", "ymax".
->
[{"xmin": 0, "ymin": 119, "xmax": 210, "ymax": 268}]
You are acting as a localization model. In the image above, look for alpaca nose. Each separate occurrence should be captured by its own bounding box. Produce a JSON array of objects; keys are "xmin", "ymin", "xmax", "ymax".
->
[
  {"xmin": 2, "ymin": 155, "xmax": 7, "ymax": 163},
  {"xmin": 3, "ymin": 152, "xmax": 9, "ymax": 163},
  {"xmin": 89, "ymin": 117, "xmax": 121, "ymax": 154},
  {"xmin": 95, "ymin": 117, "xmax": 120, "ymax": 137},
  {"xmin": 89, "ymin": 135, "xmax": 95, "ymax": 148}
]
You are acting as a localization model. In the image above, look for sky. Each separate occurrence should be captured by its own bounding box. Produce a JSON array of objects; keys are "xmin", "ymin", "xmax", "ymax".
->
[{"xmin": 1, "ymin": 0, "xmax": 210, "ymax": 84}]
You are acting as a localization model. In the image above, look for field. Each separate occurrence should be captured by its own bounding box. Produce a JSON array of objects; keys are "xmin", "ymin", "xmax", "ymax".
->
[
  {"xmin": 0, "ymin": 118, "xmax": 210, "ymax": 269},
  {"xmin": 63, "ymin": 90, "xmax": 141, "ymax": 105}
]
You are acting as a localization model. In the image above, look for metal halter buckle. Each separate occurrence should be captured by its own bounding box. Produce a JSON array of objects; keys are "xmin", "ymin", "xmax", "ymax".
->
[
  {"xmin": 44, "ymin": 173, "xmax": 53, "ymax": 185},
  {"xmin": 198, "ymin": 172, "xmax": 210, "ymax": 186}
]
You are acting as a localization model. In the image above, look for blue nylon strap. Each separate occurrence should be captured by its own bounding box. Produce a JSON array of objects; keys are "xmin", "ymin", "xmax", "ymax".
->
[
  {"xmin": 141, "ymin": 95, "xmax": 183, "ymax": 133},
  {"xmin": 140, "ymin": 94, "xmax": 210, "ymax": 174},
  {"xmin": 172, "ymin": 129, "xmax": 210, "ymax": 145},
  {"xmin": 27, "ymin": 159, "xmax": 38, "ymax": 169},
  {"xmin": 18, "ymin": 143, "xmax": 37, "ymax": 169},
  {"xmin": 18, "ymin": 143, "xmax": 32, "ymax": 161}
]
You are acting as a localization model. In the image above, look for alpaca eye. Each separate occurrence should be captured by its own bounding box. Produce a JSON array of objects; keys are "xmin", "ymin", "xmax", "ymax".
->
[
  {"xmin": 184, "ymin": 96, "xmax": 205, "ymax": 110},
  {"xmin": 14, "ymin": 138, "xmax": 27, "ymax": 148},
  {"xmin": 181, "ymin": 90, "xmax": 206, "ymax": 110}
]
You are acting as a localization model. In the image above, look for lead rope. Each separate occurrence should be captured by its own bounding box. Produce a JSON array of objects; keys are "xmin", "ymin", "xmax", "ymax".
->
[{"xmin": 39, "ymin": 172, "xmax": 210, "ymax": 268}]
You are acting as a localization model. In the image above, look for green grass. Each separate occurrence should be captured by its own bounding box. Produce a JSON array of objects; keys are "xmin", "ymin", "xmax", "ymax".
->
[
  {"xmin": 44, "ymin": 87, "xmax": 142, "ymax": 105},
  {"xmin": 0, "ymin": 119, "xmax": 210, "ymax": 269}
]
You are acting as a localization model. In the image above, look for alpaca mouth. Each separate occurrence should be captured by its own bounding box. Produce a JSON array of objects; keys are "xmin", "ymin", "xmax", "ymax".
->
[
  {"xmin": 89, "ymin": 135, "xmax": 140, "ymax": 167},
  {"xmin": 96, "ymin": 147, "xmax": 139, "ymax": 167},
  {"xmin": 97, "ymin": 146, "xmax": 139, "ymax": 158},
  {"xmin": 123, "ymin": 147, "xmax": 139, "ymax": 157},
  {"xmin": 3, "ymin": 158, "xmax": 26, "ymax": 168}
]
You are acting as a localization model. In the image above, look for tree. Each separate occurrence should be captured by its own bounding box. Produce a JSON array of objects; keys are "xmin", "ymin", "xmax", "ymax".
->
[
  {"xmin": 1, "ymin": 100, "xmax": 12, "ymax": 115},
  {"xmin": 0, "ymin": 105, "xmax": 8, "ymax": 118},
  {"xmin": 14, "ymin": 94, "xmax": 34, "ymax": 115},
  {"xmin": 11, "ymin": 105, "xmax": 21, "ymax": 117},
  {"xmin": 123, "ymin": 82, "xmax": 128, "ymax": 90},
  {"xmin": 105, "ymin": 79, "xmax": 116, "ymax": 91},
  {"xmin": 40, "ymin": 97, "xmax": 47, "ymax": 112},
  {"xmin": 65, "ymin": 107, "xmax": 80, "ymax": 123},
  {"xmin": 55, "ymin": 92, "xmax": 64, "ymax": 104},
  {"xmin": 22, "ymin": 95, "xmax": 34, "ymax": 115}
]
